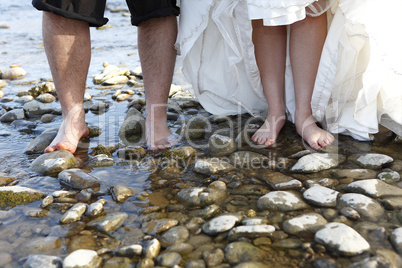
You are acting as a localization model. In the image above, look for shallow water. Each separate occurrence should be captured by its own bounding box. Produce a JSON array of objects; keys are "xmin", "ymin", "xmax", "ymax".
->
[{"xmin": 1, "ymin": 1, "xmax": 402, "ymax": 268}]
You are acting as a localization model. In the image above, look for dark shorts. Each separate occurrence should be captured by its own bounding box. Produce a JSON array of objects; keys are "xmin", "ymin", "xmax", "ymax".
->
[{"xmin": 32, "ymin": 0, "xmax": 180, "ymax": 27}]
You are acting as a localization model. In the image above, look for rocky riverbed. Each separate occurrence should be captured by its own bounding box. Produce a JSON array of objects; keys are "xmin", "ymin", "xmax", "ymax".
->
[{"xmin": 1, "ymin": 1, "xmax": 402, "ymax": 268}]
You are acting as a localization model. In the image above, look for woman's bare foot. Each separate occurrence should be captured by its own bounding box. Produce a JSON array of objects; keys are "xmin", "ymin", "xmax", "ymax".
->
[
  {"xmin": 251, "ymin": 113, "xmax": 287, "ymax": 146},
  {"xmin": 44, "ymin": 109, "xmax": 89, "ymax": 154},
  {"xmin": 295, "ymin": 114, "xmax": 335, "ymax": 150}
]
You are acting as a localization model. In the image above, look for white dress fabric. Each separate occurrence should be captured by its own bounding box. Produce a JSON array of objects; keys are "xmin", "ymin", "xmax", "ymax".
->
[{"xmin": 177, "ymin": 0, "xmax": 402, "ymax": 140}]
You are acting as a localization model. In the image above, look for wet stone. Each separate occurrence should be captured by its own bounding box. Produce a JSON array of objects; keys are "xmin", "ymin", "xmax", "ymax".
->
[
  {"xmin": 339, "ymin": 207, "xmax": 361, "ymax": 220},
  {"xmin": 345, "ymin": 179, "xmax": 402, "ymax": 198},
  {"xmin": 155, "ymin": 252, "xmax": 182, "ymax": 267},
  {"xmin": 102, "ymin": 257, "xmax": 135, "ymax": 268},
  {"xmin": 224, "ymin": 242, "xmax": 265, "ymax": 265},
  {"xmin": 315, "ymin": 222, "xmax": 370, "ymax": 256},
  {"xmin": 257, "ymin": 191, "xmax": 310, "ymax": 211},
  {"xmin": 283, "ymin": 213, "xmax": 328, "ymax": 235},
  {"xmin": 303, "ymin": 185, "xmax": 339, "ymax": 207},
  {"xmin": 23, "ymin": 100, "xmax": 54, "ymax": 115},
  {"xmin": 177, "ymin": 187, "xmax": 205, "ymax": 206},
  {"xmin": 58, "ymin": 168, "xmax": 100, "ymax": 190},
  {"xmin": 144, "ymin": 238, "xmax": 161, "ymax": 259},
  {"xmin": 48, "ymin": 222, "xmax": 86, "ymax": 237},
  {"xmin": 87, "ymin": 154, "xmax": 114, "ymax": 167},
  {"xmin": 349, "ymin": 153, "xmax": 393, "ymax": 169},
  {"xmin": 1, "ymin": 67, "xmax": 26, "ymax": 79},
  {"xmin": 41, "ymin": 114, "xmax": 57, "ymax": 123},
  {"xmin": 381, "ymin": 197, "xmax": 402, "ymax": 210},
  {"xmin": 118, "ymin": 107, "xmax": 145, "ymax": 145},
  {"xmin": 63, "ymin": 249, "xmax": 102, "ymax": 268},
  {"xmin": 86, "ymin": 199, "xmax": 106, "ymax": 216},
  {"xmin": 331, "ymin": 168, "xmax": 377, "ymax": 180},
  {"xmin": 115, "ymin": 244, "xmax": 142, "ymax": 258},
  {"xmin": 0, "ymin": 108, "xmax": 25, "ymax": 123},
  {"xmin": 103, "ymin": 75, "xmax": 129, "ymax": 85},
  {"xmin": 24, "ymin": 254, "xmax": 63, "ymax": 268},
  {"xmin": 272, "ymin": 238, "xmax": 303, "ymax": 249},
  {"xmin": 60, "ymin": 203, "xmax": 87, "ymax": 224},
  {"xmin": 16, "ymin": 95, "xmax": 34, "ymax": 104},
  {"xmin": 198, "ymin": 204, "xmax": 221, "ymax": 218},
  {"xmin": 194, "ymin": 158, "xmax": 234, "ymax": 175},
  {"xmin": 0, "ymin": 186, "xmax": 45, "ymax": 207},
  {"xmin": 203, "ymin": 248, "xmax": 225, "ymax": 267},
  {"xmin": 378, "ymin": 170, "xmax": 400, "ymax": 183},
  {"xmin": 202, "ymin": 214, "xmax": 242, "ymax": 235},
  {"xmin": 24, "ymin": 129, "xmax": 57, "ymax": 154},
  {"xmin": 36, "ymin": 93, "xmax": 55, "ymax": 103},
  {"xmin": 89, "ymin": 102, "xmax": 110, "ymax": 114},
  {"xmin": 166, "ymin": 243, "xmax": 194, "ymax": 255},
  {"xmin": 110, "ymin": 185, "xmax": 133, "ymax": 203},
  {"xmin": 161, "ymin": 226, "xmax": 190, "ymax": 247},
  {"xmin": 228, "ymin": 224, "xmax": 275, "ymax": 241},
  {"xmin": 208, "ymin": 134, "xmax": 237, "ymax": 156},
  {"xmin": 87, "ymin": 212, "xmax": 128, "ymax": 233},
  {"xmin": 31, "ymin": 150, "xmax": 78, "ymax": 174},
  {"xmin": 141, "ymin": 218, "xmax": 179, "ymax": 234},
  {"xmin": 291, "ymin": 153, "xmax": 345, "ymax": 173},
  {"xmin": 338, "ymin": 193, "xmax": 384, "ymax": 221},
  {"xmin": 262, "ymin": 172, "xmax": 302, "ymax": 190},
  {"xmin": 93, "ymin": 65, "xmax": 130, "ymax": 84},
  {"xmin": 185, "ymin": 260, "xmax": 206, "ymax": 268}
]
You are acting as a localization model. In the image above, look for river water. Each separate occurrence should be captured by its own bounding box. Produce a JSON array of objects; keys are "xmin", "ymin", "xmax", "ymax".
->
[{"xmin": 1, "ymin": 1, "xmax": 402, "ymax": 268}]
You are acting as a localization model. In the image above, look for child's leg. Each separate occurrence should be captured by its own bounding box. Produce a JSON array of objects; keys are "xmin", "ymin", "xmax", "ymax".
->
[
  {"xmin": 251, "ymin": 20, "xmax": 287, "ymax": 146},
  {"xmin": 290, "ymin": 13, "xmax": 335, "ymax": 150}
]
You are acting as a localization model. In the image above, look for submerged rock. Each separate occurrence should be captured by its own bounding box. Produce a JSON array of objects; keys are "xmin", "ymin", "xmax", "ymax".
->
[
  {"xmin": 87, "ymin": 154, "xmax": 114, "ymax": 167},
  {"xmin": 58, "ymin": 169, "xmax": 100, "ymax": 190},
  {"xmin": 118, "ymin": 107, "xmax": 145, "ymax": 145},
  {"xmin": 63, "ymin": 249, "xmax": 102, "ymax": 268},
  {"xmin": 87, "ymin": 212, "xmax": 128, "ymax": 233},
  {"xmin": 194, "ymin": 158, "xmax": 234, "ymax": 175},
  {"xmin": 283, "ymin": 213, "xmax": 327, "ymax": 235},
  {"xmin": 110, "ymin": 185, "xmax": 133, "ymax": 202},
  {"xmin": 208, "ymin": 134, "xmax": 237, "ymax": 156},
  {"xmin": 338, "ymin": 193, "xmax": 384, "ymax": 221},
  {"xmin": 315, "ymin": 222, "xmax": 370, "ymax": 256},
  {"xmin": 228, "ymin": 224, "xmax": 275, "ymax": 241},
  {"xmin": 303, "ymin": 185, "xmax": 339, "ymax": 207},
  {"xmin": 257, "ymin": 191, "xmax": 309, "ymax": 211},
  {"xmin": 202, "ymin": 214, "xmax": 242, "ymax": 235},
  {"xmin": 225, "ymin": 242, "xmax": 265, "ymax": 265},
  {"xmin": 24, "ymin": 129, "xmax": 57, "ymax": 154},
  {"xmin": 345, "ymin": 179, "xmax": 402, "ymax": 198},
  {"xmin": 349, "ymin": 153, "xmax": 393, "ymax": 169},
  {"xmin": 24, "ymin": 254, "xmax": 63, "ymax": 268}
]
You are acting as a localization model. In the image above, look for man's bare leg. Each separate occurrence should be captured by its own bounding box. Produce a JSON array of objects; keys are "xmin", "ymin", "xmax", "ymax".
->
[
  {"xmin": 251, "ymin": 20, "xmax": 287, "ymax": 146},
  {"xmin": 42, "ymin": 12, "xmax": 90, "ymax": 154},
  {"xmin": 138, "ymin": 15, "xmax": 178, "ymax": 150},
  {"xmin": 290, "ymin": 14, "xmax": 335, "ymax": 150}
]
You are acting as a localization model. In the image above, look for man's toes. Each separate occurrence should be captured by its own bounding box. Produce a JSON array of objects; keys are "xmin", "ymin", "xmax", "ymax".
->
[{"xmin": 44, "ymin": 146, "xmax": 56, "ymax": 153}]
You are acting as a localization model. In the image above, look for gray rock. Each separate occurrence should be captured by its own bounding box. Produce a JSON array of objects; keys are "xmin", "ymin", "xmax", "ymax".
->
[
  {"xmin": 303, "ymin": 185, "xmax": 339, "ymax": 207},
  {"xmin": 347, "ymin": 255, "xmax": 396, "ymax": 268},
  {"xmin": 166, "ymin": 243, "xmax": 194, "ymax": 255},
  {"xmin": 155, "ymin": 252, "xmax": 181, "ymax": 267},
  {"xmin": 346, "ymin": 179, "xmax": 402, "ymax": 198},
  {"xmin": 291, "ymin": 153, "xmax": 345, "ymax": 173},
  {"xmin": 331, "ymin": 168, "xmax": 377, "ymax": 180},
  {"xmin": 194, "ymin": 158, "xmax": 234, "ymax": 175},
  {"xmin": 349, "ymin": 153, "xmax": 393, "ymax": 169},
  {"xmin": 202, "ymin": 248, "xmax": 225, "ymax": 267},
  {"xmin": 118, "ymin": 107, "xmax": 145, "ymax": 145},
  {"xmin": 48, "ymin": 222, "xmax": 86, "ymax": 237},
  {"xmin": 41, "ymin": 195, "xmax": 54, "ymax": 208},
  {"xmin": 24, "ymin": 130, "xmax": 57, "ymax": 154},
  {"xmin": 41, "ymin": 114, "xmax": 57, "ymax": 123},
  {"xmin": 89, "ymin": 102, "xmax": 110, "ymax": 114},
  {"xmin": 110, "ymin": 185, "xmax": 133, "ymax": 202},
  {"xmin": 283, "ymin": 213, "xmax": 327, "ymax": 235},
  {"xmin": 177, "ymin": 187, "xmax": 206, "ymax": 206},
  {"xmin": 1, "ymin": 67, "xmax": 26, "ymax": 79},
  {"xmin": 58, "ymin": 168, "xmax": 100, "ymax": 190},
  {"xmin": 262, "ymin": 172, "xmax": 302, "ymax": 190},
  {"xmin": 24, "ymin": 100, "xmax": 54, "ymax": 115},
  {"xmin": 115, "ymin": 244, "xmax": 142, "ymax": 258},
  {"xmin": 144, "ymin": 238, "xmax": 161, "ymax": 259},
  {"xmin": 338, "ymin": 193, "xmax": 384, "ymax": 221},
  {"xmin": 16, "ymin": 95, "xmax": 34, "ymax": 104},
  {"xmin": 30, "ymin": 151, "xmax": 78, "ymax": 174},
  {"xmin": 202, "ymin": 214, "xmax": 242, "ymax": 235},
  {"xmin": 87, "ymin": 154, "xmax": 114, "ymax": 167},
  {"xmin": 36, "ymin": 93, "xmax": 56, "ymax": 103},
  {"xmin": 378, "ymin": 170, "xmax": 400, "ymax": 183},
  {"xmin": 339, "ymin": 207, "xmax": 361, "ymax": 220},
  {"xmin": 185, "ymin": 260, "xmax": 206, "ymax": 268},
  {"xmin": 177, "ymin": 187, "xmax": 226, "ymax": 207},
  {"xmin": 228, "ymin": 224, "xmax": 275, "ymax": 241},
  {"xmin": 224, "ymin": 242, "xmax": 265, "ymax": 265},
  {"xmin": 59, "ymin": 203, "xmax": 87, "ymax": 224},
  {"xmin": 63, "ymin": 249, "xmax": 102, "ymax": 268},
  {"xmin": 198, "ymin": 204, "xmax": 221, "ymax": 219},
  {"xmin": 24, "ymin": 254, "xmax": 63, "ymax": 268},
  {"xmin": 315, "ymin": 222, "xmax": 370, "ymax": 256},
  {"xmin": 257, "ymin": 191, "xmax": 310, "ymax": 211},
  {"xmin": 208, "ymin": 134, "xmax": 237, "ymax": 156},
  {"xmin": 161, "ymin": 226, "xmax": 190, "ymax": 247},
  {"xmin": 229, "ymin": 151, "xmax": 270, "ymax": 169},
  {"xmin": 87, "ymin": 212, "xmax": 128, "ymax": 233},
  {"xmin": 390, "ymin": 227, "xmax": 402, "ymax": 254},
  {"xmin": 141, "ymin": 218, "xmax": 178, "ymax": 234},
  {"xmin": 0, "ymin": 108, "xmax": 25, "ymax": 123}
]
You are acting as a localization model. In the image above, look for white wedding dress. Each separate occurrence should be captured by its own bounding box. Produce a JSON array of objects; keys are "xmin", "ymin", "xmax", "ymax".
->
[{"xmin": 177, "ymin": 0, "xmax": 402, "ymax": 140}]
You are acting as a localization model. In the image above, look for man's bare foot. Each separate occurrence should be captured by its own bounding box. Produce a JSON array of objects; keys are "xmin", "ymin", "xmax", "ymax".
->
[
  {"xmin": 145, "ymin": 116, "xmax": 179, "ymax": 151},
  {"xmin": 295, "ymin": 115, "xmax": 335, "ymax": 150},
  {"xmin": 44, "ymin": 110, "xmax": 89, "ymax": 154},
  {"xmin": 251, "ymin": 113, "xmax": 286, "ymax": 146}
]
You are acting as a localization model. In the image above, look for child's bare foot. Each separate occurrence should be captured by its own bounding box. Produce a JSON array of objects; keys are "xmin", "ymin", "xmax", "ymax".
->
[
  {"xmin": 251, "ymin": 113, "xmax": 286, "ymax": 146},
  {"xmin": 295, "ymin": 115, "xmax": 335, "ymax": 150},
  {"xmin": 44, "ymin": 109, "xmax": 89, "ymax": 154}
]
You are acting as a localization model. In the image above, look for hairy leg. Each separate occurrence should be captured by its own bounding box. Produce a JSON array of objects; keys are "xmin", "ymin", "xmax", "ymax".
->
[
  {"xmin": 251, "ymin": 20, "xmax": 287, "ymax": 146},
  {"xmin": 138, "ymin": 15, "xmax": 178, "ymax": 150},
  {"xmin": 42, "ymin": 12, "xmax": 90, "ymax": 154},
  {"xmin": 290, "ymin": 13, "xmax": 334, "ymax": 150}
]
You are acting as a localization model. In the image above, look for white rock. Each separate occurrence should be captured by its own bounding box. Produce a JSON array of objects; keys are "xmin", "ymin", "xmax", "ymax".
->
[
  {"xmin": 257, "ymin": 191, "xmax": 309, "ymax": 211},
  {"xmin": 390, "ymin": 227, "xmax": 402, "ymax": 254},
  {"xmin": 338, "ymin": 193, "xmax": 384, "ymax": 221},
  {"xmin": 228, "ymin": 225, "xmax": 275, "ymax": 240},
  {"xmin": 144, "ymin": 238, "xmax": 161, "ymax": 259},
  {"xmin": 315, "ymin": 222, "xmax": 370, "ymax": 256},
  {"xmin": 60, "ymin": 203, "xmax": 87, "ymax": 224},
  {"xmin": 202, "ymin": 214, "xmax": 242, "ymax": 235},
  {"xmin": 291, "ymin": 153, "xmax": 345, "ymax": 173},
  {"xmin": 1, "ymin": 67, "xmax": 26, "ymax": 79},
  {"xmin": 351, "ymin": 153, "xmax": 393, "ymax": 168},
  {"xmin": 303, "ymin": 185, "xmax": 339, "ymax": 207},
  {"xmin": 63, "ymin": 249, "xmax": 102, "ymax": 268}
]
